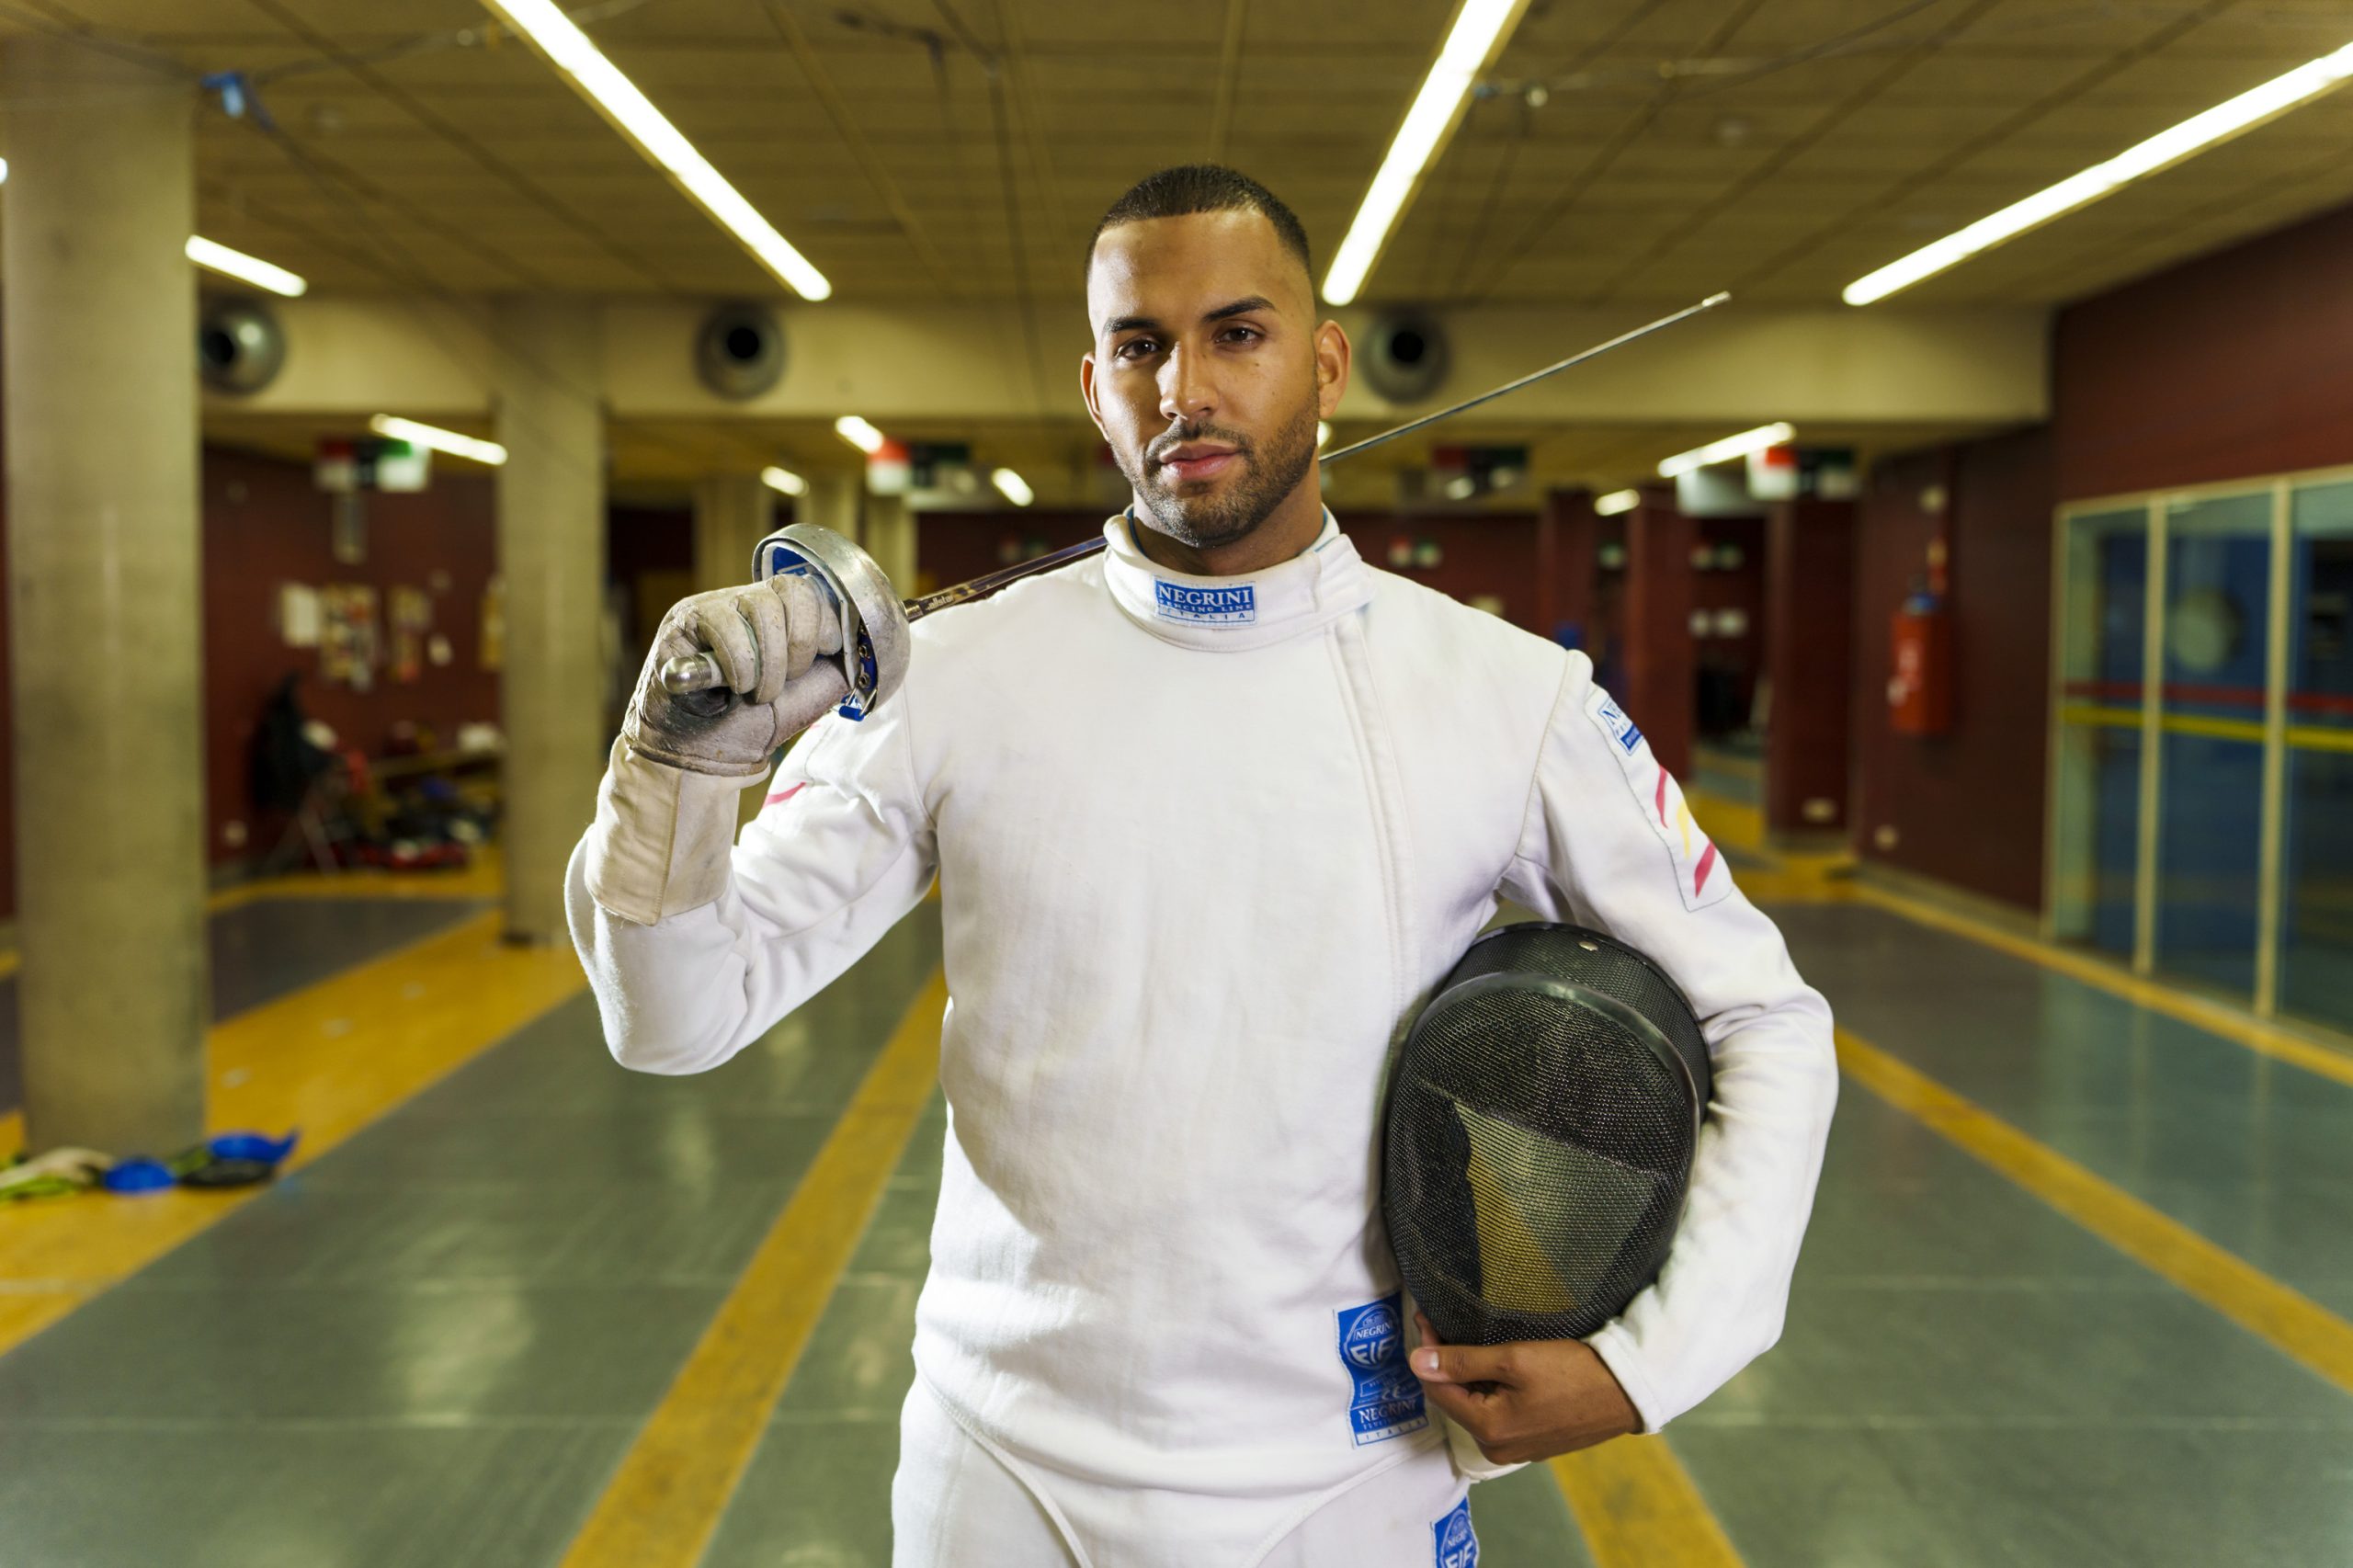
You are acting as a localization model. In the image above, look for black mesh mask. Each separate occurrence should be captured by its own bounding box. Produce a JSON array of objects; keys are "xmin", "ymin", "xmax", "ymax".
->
[{"xmin": 1381, "ymin": 922, "xmax": 1712, "ymax": 1346}]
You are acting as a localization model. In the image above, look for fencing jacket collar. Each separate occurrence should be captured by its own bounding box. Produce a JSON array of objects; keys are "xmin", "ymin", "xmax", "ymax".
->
[{"xmin": 1102, "ymin": 506, "xmax": 1371, "ymax": 652}]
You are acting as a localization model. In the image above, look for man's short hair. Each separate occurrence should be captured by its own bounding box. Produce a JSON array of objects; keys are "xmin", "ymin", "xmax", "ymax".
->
[{"xmin": 1088, "ymin": 165, "xmax": 1313, "ymax": 281}]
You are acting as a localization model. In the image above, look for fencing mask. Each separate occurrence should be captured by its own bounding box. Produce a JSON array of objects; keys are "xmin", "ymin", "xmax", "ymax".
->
[{"xmin": 1382, "ymin": 921, "xmax": 1712, "ymax": 1346}]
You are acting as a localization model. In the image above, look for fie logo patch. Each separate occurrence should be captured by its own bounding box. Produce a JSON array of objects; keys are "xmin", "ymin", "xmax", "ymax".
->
[
  {"xmin": 1336, "ymin": 1293, "xmax": 1427, "ymax": 1447},
  {"xmin": 1594, "ymin": 695, "xmax": 1644, "ymax": 755},
  {"xmin": 1433, "ymin": 1497, "xmax": 1479, "ymax": 1567},
  {"xmin": 1154, "ymin": 580, "xmax": 1257, "ymax": 624}
]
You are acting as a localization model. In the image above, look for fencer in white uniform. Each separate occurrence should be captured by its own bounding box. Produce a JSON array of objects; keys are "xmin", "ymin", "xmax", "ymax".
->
[{"xmin": 568, "ymin": 166, "xmax": 1836, "ymax": 1568}]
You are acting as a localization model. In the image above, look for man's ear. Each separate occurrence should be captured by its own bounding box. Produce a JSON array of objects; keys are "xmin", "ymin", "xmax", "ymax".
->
[
  {"xmin": 1080, "ymin": 351, "xmax": 1108, "ymax": 439},
  {"xmin": 1314, "ymin": 321, "xmax": 1352, "ymax": 418}
]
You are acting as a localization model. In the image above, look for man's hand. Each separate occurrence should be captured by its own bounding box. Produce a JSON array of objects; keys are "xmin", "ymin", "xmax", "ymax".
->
[
  {"xmin": 1408, "ymin": 1311, "xmax": 1640, "ymax": 1465},
  {"xmin": 622, "ymin": 575, "xmax": 847, "ymax": 777}
]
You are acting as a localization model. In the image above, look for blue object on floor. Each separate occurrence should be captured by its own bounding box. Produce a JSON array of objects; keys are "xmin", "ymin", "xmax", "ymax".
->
[
  {"xmin": 101, "ymin": 1160, "xmax": 175, "ymax": 1194},
  {"xmin": 209, "ymin": 1130, "xmax": 300, "ymax": 1165}
]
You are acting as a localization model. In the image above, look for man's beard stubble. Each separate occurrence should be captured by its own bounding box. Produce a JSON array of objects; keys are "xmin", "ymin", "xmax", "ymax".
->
[{"xmin": 1123, "ymin": 394, "xmax": 1321, "ymax": 552}]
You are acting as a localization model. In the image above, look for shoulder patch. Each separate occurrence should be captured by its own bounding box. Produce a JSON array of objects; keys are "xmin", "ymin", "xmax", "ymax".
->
[{"xmin": 1582, "ymin": 687, "xmax": 1733, "ymax": 912}]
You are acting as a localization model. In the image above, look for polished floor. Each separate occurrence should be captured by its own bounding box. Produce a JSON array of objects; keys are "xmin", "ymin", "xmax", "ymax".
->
[
  {"xmin": 3, "ymin": 829, "xmax": 2351, "ymax": 1565},
  {"xmin": 0, "ymin": 895, "xmax": 485, "ymax": 1119}
]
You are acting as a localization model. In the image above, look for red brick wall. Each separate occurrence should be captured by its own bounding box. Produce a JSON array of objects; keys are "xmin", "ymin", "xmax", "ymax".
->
[
  {"xmin": 2053, "ymin": 199, "xmax": 2353, "ymax": 501},
  {"xmin": 1765, "ymin": 499, "xmax": 1855, "ymax": 835},
  {"xmin": 1623, "ymin": 494, "xmax": 1698, "ymax": 779},
  {"xmin": 200, "ymin": 449, "xmax": 504, "ymax": 871},
  {"xmin": 1852, "ymin": 431, "xmax": 2053, "ymax": 911}
]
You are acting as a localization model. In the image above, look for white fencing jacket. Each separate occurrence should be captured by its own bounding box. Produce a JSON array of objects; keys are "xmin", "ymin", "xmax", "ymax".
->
[{"xmin": 567, "ymin": 511, "xmax": 1836, "ymax": 1513}]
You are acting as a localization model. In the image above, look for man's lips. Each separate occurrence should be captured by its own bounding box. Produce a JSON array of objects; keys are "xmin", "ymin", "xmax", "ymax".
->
[{"xmin": 1159, "ymin": 448, "xmax": 1239, "ymax": 483}]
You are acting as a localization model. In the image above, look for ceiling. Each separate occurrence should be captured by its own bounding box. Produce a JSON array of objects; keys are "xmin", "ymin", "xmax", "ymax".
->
[
  {"xmin": 17, "ymin": 0, "xmax": 2343, "ymax": 309},
  {"xmin": 14, "ymin": 0, "xmax": 2353, "ymax": 490}
]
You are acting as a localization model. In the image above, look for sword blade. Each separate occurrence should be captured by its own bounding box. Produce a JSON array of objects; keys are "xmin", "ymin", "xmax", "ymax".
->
[{"xmin": 899, "ymin": 290, "xmax": 1729, "ymax": 623}]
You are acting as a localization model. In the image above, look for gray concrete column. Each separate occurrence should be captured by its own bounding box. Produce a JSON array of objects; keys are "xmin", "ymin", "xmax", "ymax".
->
[
  {"xmin": 800, "ymin": 471, "xmax": 860, "ymax": 540},
  {"xmin": 691, "ymin": 472, "xmax": 776, "ymax": 593},
  {"xmin": 2, "ymin": 40, "xmax": 204, "ymax": 1154},
  {"xmin": 863, "ymin": 493, "xmax": 918, "ymax": 596},
  {"xmin": 494, "ymin": 298, "xmax": 608, "ymax": 943}
]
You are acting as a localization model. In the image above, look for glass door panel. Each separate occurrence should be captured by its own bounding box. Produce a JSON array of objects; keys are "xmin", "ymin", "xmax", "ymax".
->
[
  {"xmin": 2153, "ymin": 491, "xmax": 2271, "ymax": 996},
  {"xmin": 2052, "ymin": 507, "xmax": 2149, "ymax": 956},
  {"xmin": 2280, "ymin": 480, "xmax": 2353, "ymax": 1028}
]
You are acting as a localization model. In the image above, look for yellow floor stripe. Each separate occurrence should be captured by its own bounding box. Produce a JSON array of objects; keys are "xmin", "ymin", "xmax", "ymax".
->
[
  {"xmin": 1849, "ymin": 882, "xmax": 2353, "ymax": 1092},
  {"xmin": 0, "ymin": 910, "xmax": 583, "ymax": 1354},
  {"xmin": 1552, "ymin": 1436, "xmax": 1745, "ymax": 1568},
  {"xmin": 0, "ymin": 859, "xmax": 510, "ymax": 1159},
  {"xmin": 204, "ymin": 846, "xmax": 507, "ymax": 910},
  {"xmin": 0, "ymin": 853, "xmax": 506, "ymax": 987},
  {"xmin": 1684, "ymin": 788, "xmax": 1764, "ymax": 858},
  {"xmin": 559, "ymin": 968, "xmax": 948, "ymax": 1568},
  {"xmin": 1838, "ymin": 1026, "xmax": 2353, "ymax": 1394}
]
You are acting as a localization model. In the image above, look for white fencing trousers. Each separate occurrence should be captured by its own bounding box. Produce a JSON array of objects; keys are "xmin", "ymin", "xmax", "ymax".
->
[{"xmin": 891, "ymin": 1378, "xmax": 1480, "ymax": 1568}]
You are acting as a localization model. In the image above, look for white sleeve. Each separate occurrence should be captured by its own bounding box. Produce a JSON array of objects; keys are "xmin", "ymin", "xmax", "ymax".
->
[
  {"xmin": 1497, "ymin": 652, "xmax": 1837, "ymax": 1432},
  {"xmin": 564, "ymin": 699, "xmax": 938, "ymax": 1077}
]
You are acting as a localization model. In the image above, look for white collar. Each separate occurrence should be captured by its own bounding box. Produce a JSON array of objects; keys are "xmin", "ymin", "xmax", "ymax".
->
[{"xmin": 1099, "ymin": 506, "xmax": 1373, "ymax": 652}]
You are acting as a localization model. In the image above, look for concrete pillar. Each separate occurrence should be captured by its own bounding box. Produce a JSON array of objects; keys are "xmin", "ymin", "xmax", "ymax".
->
[
  {"xmin": 1764, "ymin": 497, "xmax": 1857, "ymax": 836},
  {"xmin": 692, "ymin": 472, "xmax": 775, "ymax": 593},
  {"xmin": 800, "ymin": 471, "xmax": 860, "ymax": 540},
  {"xmin": 494, "ymin": 299, "xmax": 607, "ymax": 943},
  {"xmin": 3, "ymin": 41, "xmax": 204, "ymax": 1154},
  {"xmin": 863, "ymin": 492, "xmax": 917, "ymax": 596},
  {"xmin": 1622, "ymin": 485, "xmax": 1697, "ymax": 780}
]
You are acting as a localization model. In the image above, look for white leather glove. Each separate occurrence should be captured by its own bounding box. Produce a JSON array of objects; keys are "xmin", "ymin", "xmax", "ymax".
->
[
  {"xmin": 621, "ymin": 575, "xmax": 849, "ymax": 776},
  {"xmin": 584, "ymin": 575, "xmax": 852, "ymax": 926}
]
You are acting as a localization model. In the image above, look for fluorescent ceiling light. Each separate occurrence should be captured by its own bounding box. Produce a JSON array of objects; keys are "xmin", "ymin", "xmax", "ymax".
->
[
  {"xmin": 1657, "ymin": 423, "xmax": 1793, "ymax": 479},
  {"xmin": 1594, "ymin": 488, "xmax": 1640, "ymax": 516},
  {"xmin": 835, "ymin": 415, "xmax": 884, "ymax": 455},
  {"xmin": 761, "ymin": 465, "xmax": 806, "ymax": 496},
  {"xmin": 0, "ymin": 158, "xmax": 9, "ymax": 182},
  {"xmin": 1317, "ymin": 421, "xmax": 1333, "ymax": 449},
  {"xmin": 991, "ymin": 468, "xmax": 1034, "ymax": 506},
  {"xmin": 187, "ymin": 235, "xmax": 307, "ymax": 298},
  {"xmin": 483, "ymin": 0, "xmax": 831, "ymax": 301},
  {"xmin": 369, "ymin": 414, "xmax": 506, "ymax": 466},
  {"xmin": 1323, "ymin": 0, "xmax": 1531, "ymax": 305},
  {"xmin": 1847, "ymin": 38, "xmax": 2353, "ymax": 304}
]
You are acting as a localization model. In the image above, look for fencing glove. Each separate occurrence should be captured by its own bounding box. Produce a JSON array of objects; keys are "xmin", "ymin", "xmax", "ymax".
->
[{"xmin": 585, "ymin": 576, "xmax": 849, "ymax": 925}]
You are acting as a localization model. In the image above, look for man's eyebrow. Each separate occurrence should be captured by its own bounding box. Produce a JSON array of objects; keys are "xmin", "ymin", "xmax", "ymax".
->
[
  {"xmin": 1203, "ymin": 296, "xmax": 1277, "ymax": 324},
  {"xmin": 1099, "ymin": 297, "xmax": 1279, "ymax": 338}
]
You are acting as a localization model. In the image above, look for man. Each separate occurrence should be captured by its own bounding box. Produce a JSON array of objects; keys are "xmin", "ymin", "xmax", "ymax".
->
[{"xmin": 569, "ymin": 165, "xmax": 1836, "ymax": 1567}]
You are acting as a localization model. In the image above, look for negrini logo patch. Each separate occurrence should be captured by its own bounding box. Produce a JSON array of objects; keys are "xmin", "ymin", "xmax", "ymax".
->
[
  {"xmin": 1336, "ymin": 1293, "xmax": 1428, "ymax": 1447},
  {"xmin": 1154, "ymin": 581, "xmax": 1257, "ymax": 624}
]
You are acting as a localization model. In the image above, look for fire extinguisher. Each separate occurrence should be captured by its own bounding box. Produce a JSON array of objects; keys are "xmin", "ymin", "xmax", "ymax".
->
[{"xmin": 1888, "ymin": 568, "xmax": 1952, "ymax": 736}]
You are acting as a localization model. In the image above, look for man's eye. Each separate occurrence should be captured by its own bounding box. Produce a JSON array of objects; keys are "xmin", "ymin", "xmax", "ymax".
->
[
  {"xmin": 1221, "ymin": 325, "xmax": 1262, "ymax": 344},
  {"xmin": 1116, "ymin": 338, "xmax": 1159, "ymax": 360}
]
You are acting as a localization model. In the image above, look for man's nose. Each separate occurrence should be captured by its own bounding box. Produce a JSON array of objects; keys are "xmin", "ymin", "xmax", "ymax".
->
[{"xmin": 1158, "ymin": 345, "xmax": 1216, "ymax": 425}]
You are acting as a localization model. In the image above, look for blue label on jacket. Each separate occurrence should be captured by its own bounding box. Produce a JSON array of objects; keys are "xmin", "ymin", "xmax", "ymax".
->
[
  {"xmin": 1336, "ymin": 1293, "xmax": 1428, "ymax": 1447},
  {"xmin": 1434, "ymin": 1496, "xmax": 1479, "ymax": 1567},
  {"xmin": 1594, "ymin": 694, "xmax": 1644, "ymax": 754},
  {"xmin": 1154, "ymin": 580, "xmax": 1257, "ymax": 623}
]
